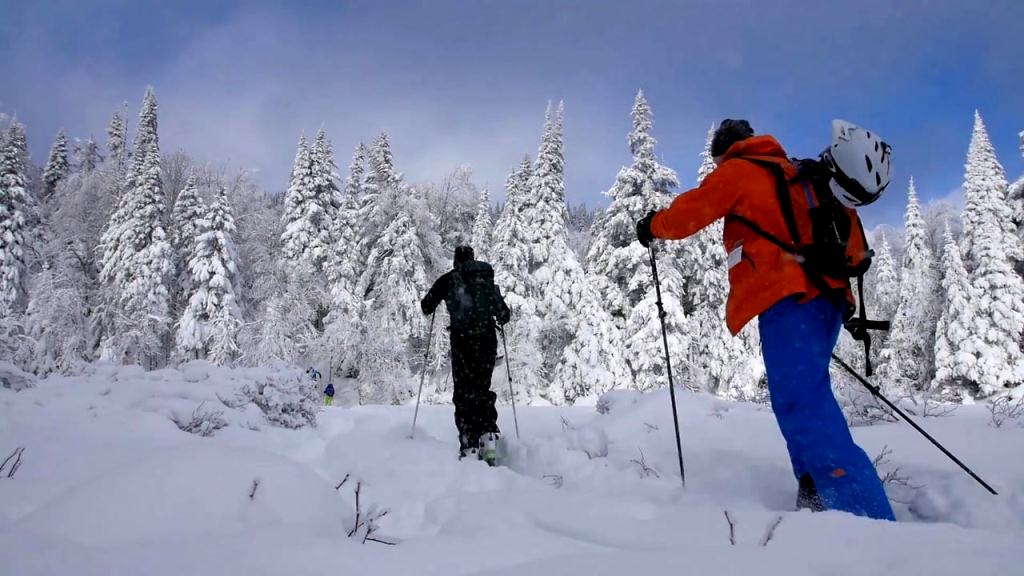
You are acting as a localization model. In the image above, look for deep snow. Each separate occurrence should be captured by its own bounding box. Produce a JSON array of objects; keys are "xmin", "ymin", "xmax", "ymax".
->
[{"xmin": 1, "ymin": 362, "xmax": 1022, "ymax": 575}]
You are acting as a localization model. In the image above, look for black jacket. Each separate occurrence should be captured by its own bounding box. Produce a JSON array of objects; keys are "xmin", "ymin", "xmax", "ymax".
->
[{"xmin": 421, "ymin": 259, "xmax": 511, "ymax": 334}]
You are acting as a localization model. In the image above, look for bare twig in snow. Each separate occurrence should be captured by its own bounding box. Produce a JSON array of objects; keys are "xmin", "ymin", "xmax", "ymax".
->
[
  {"xmin": 336, "ymin": 473, "xmax": 351, "ymax": 490},
  {"xmin": 872, "ymin": 445, "xmax": 923, "ymax": 502},
  {"xmin": 543, "ymin": 475, "xmax": 564, "ymax": 489},
  {"xmin": 560, "ymin": 416, "xmax": 575, "ymax": 431},
  {"xmin": 988, "ymin": 394, "xmax": 1024, "ymax": 428},
  {"xmin": 346, "ymin": 480, "xmax": 394, "ymax": 545},
  {"xmin": 630, "ymin": 449, "xmax": 660, "ymax": 479},
  {"xmin": 1, "ymin": 447, "xmax": 25, "ymax": 478},
  {"xmin": 724, "ymin": 510, "xmax": 736, "ymax": 546},
  {"xmin": 643, "ymin": 422, "xmax": 659, "ymax": 432},
  {"xmin": 759, "ymin": 515, "xmax": 783, "ymax": 546},
  {"xmin": 249, "ymin": 478, "xmax": 260, "ymax": 500}
]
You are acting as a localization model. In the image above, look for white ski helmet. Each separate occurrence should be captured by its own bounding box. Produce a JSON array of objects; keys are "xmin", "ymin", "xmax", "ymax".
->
[{"xmin": 821, "ymin": 119, "xmax": 892, "ymax": 208}]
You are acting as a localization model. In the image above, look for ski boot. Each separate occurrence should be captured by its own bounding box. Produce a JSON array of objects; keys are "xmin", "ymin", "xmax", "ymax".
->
[
  {"xmin": 796, "ymin": 473, "xmax": 825, "ymax": 512},
  {"xmin": 458, "ymin": 434, "xmax": 479, "ymax": 461},
  {"xmin": 479, "ymin": 432, "xmax": 499, "ymax": 467}
]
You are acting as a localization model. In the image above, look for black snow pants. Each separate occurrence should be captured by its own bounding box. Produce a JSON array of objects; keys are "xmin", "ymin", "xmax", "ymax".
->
[{"xmin": 450, "ymin": 328, "xmax": 499, "ymax": 449}]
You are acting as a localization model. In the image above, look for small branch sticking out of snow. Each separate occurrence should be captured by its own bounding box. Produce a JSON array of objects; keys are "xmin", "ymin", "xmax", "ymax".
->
[
  {"xmin": 1, "ymin": 447, "xmax": 25, "ymax": 478},
  {"xmin": 872, "ymin": 445, "xmax": 923, "ymax": 503},
  {"xmin": 643, "ymin": 422, "xmax": 659, "ymax": 432},
  {"xmin": 630, "ymin": 449, "xmax": 660, "ymax": 478},
  {"xmin": 560, "ymin": 416, "xmax": 575, "ymax": 431},
  {"xmin": 249, "ymin": 478, "xmax": 260, "ymax": 500},
  {"xmin": 723, "ymin": 510, "xmax": 736, "ymax": 546},
  {"xmin": 336, "ymin": 473, "xmax": 351, "ymax": 490},
  {"xmin": 759, "ymin": 515, "xmax": 783, "ymax": 547},
  {"xmin": 344, "ymin": 480, "xmax": 395, "ymax": 545},
  {"xmin": 988, "ymin": 394, "xmax": 1024, "ymax": 428},
  {"xmin": 543, "ymin": 475, "xmax": 564, "ymax": 489}
]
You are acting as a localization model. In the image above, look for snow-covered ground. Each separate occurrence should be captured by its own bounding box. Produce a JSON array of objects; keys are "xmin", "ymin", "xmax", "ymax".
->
[{"xmin": 2, "ymin": 363, "xmax": 1022, "ymax": 575}]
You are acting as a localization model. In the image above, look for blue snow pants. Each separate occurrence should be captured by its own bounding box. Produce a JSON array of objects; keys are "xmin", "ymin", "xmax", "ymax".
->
[{"xmin": 759, "ymin": 296, "xmax": 895, "ymax": 521}]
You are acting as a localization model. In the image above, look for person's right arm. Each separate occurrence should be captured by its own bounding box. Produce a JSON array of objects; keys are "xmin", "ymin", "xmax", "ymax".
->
[
  {"xmin": 651, "ymin": 161, "xmax": 744, "ymax": 240},
  {"xmin": 421, "ymin": 272, "xmax": 450, "ymax": 315}
]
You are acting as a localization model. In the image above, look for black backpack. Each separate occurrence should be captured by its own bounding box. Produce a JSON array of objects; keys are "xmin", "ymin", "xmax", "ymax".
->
[{"xmin": 447, "ymin": 261, "xmax": 501, "ymax": 334}]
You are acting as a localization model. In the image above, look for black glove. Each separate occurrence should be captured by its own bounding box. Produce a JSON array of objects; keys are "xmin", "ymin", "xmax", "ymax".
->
[
  {"xmin": 636, "ymin": 210, "xmax": 657, "ymax": 247},
  {"xmin": 496, "ymin": 310, "xmax": 511, "ymax": 326}
]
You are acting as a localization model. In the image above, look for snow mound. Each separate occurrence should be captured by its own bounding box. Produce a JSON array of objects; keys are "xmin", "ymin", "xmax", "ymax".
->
[
  {"xmin": 0, "ymin": 361, "xmax": 35, "ymax": 391},
  {"xmin": 17, "ymin": 443, "xmax": 349, "ymax": 546}
]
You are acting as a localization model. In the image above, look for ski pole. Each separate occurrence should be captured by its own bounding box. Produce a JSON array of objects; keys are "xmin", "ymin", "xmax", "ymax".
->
[
  {"xmin": 499, "ymin": 325, "xmax": 520, "ymax": 439},
  {"xmin": 410, "ymin": 313, "xmax": 436, "ymax": 439},
  {"xmin": 648, "ymin": 243, "xmax": 686, "ymax": 487},
  {"xmin": 831, "ymin": 354, "xmax": 998, "ymax": 496}
]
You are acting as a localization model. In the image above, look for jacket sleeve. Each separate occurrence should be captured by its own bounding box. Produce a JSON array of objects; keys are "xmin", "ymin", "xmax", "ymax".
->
[
  {"xmin": 493, "ymin": 285, "xmax": 511, "ymax": 325},
  {"xmin": 650, "ymin": 161, "xmax": 744, "ymax": 241},
  {"xmin": 846, "ymin": 210, "xmax": 872, "ymax": 277},
  {"xmin": 421, "ymin": 272, "xmax": 449, "ymax": 315}
]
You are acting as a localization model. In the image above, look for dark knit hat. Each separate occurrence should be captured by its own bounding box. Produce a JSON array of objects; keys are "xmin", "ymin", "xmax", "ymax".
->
[
  {"xmin": 454, "ymin": 245, "xmax": 475, "ymax": 265},
  {"xmin": 710, "ymin": 119, "xmax": 754, "ymax": 158}
]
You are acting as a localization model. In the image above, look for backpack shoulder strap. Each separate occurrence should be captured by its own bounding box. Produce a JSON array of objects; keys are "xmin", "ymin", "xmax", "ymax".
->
[{"xmin": 740, "ymin": 157, "xmax": 801, "ymax": 246}]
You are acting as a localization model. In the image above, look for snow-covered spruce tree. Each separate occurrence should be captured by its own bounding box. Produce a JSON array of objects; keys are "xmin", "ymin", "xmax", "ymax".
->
[
  {"xmin": 356, "ymin": 132, "xmax": 403, "ymax": 271},
  {"xmin": 522, "ymin": 102, "xmax": 629, "ymax": 403},
  {"xmin": 491, "ymin": 155, "xmax": 545, "ymax": 403},
  {"xmin": 877, "ymin": 179, "xmax": 940, "ymax": 396},
  {"xmin": 281, "ymin": 134, "xmax": 333, "ymax": 274},
  {"xmin": 356, "ymin": 188, "xmax": 440, "ymax": 404},
  {"xmin": 97, "ymin": 87, "xmax": 173, "ymax": 368},
  {"xmin": 240, "ymin": 265, "xmax": 319, "ymax": 366},
  {"xmin": 961, "ymin": 111, "xmax": 1022, "ymax": 273},
  {"xmin": 106, "ymin": 107, "xmax": 128, "ymax": 172},
  {"xmin": 175, "ymin": 187, "xmax": 241, "ymax": 364},
  {"xmin": 76, "ymin": 139, "xmax": 102, "ymax": 173},
  {"xmin": 470, "ymin": 186, "xmax": 492, "ymax": 260},
  {"xmin": 171, "ymin": 175, "xmax": 207, "ymax": 314},
  {"xmin": 586, "ymin": 90, "xmax": 680, "ymax": 326},
  {"xmin": 1010, "ymin": 130, "xmax": 1024, "ymax": 276},
  {"xmin": 43, "ymin": 129, "xmax": 69, "ymax": 196},
  {"xmin": 869, "ymin": 233, "xmax": 900, "ymax": 322},
  {"xmin": 957, "ymin": 113, "xmax": 1024, "ymax": 394},
  {"xmin": 310, "ymin": 128, "xmax": 343, "ymax": 274},
  {"xmin": 932, "ymin": 224, "xmax": 983, "ymax": 398},
  {"xmin": 317, "ymin": 144, "xmax": 365, "ymax": 375},
  {"xmin": 0, "ymin": 122, "xmax": 31, "ymax": 317}
]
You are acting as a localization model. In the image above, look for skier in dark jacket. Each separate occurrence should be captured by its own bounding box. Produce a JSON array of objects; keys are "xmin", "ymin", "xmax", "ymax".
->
[{"xmin": 421, "ymin": 246, "xmax": 511, "ymax": 460}]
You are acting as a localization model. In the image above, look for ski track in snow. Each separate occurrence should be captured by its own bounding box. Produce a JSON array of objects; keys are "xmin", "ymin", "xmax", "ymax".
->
[{"xmin": 1, "ymin": 362, "xmax": 1022, "ymax": 575}]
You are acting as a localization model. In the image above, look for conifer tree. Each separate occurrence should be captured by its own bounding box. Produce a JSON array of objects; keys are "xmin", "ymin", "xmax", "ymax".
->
[
  {"xmin": 106, "ymin": 107, "xmax": 128, "ymax": 171},
  {"xmin": 877, "ymin": 179, "xmax": 941, "ymax": 395},
  {"xmin": 175, "ymin": 187, "xmax": 241, "ymax": 363},
  {"xmin": 932, "ymin": 224, "xmax": 982, "ymax": 397},
  {"xmin": 77, "ymin": 139, "xmax": 102, "ymax": 173},
  {"xmin": 43, "ymin": 129, "xmax": 69, "ymax": 195},
  {"xmin": 171, "ymin": 175, "xmax": 207, "ymax": 313},
  {"xmin": 281, "ymin": 134, "xmax": 330, "ymax": 270},
  {"xmin": 0, "ymin": 123, "xmax": 30, "ymax": 316},
  {"xmin": 961, "ymin": 111, "xmax": 1021, "ymax": 271},
  {"xmin": 470, "ymin": 186, "xmax": 492, "ymax": 260},
  {"xmin": 98, "ymin": 88, "xmax": 173, "ymax": 367},
  {"xmin": 522, "ymin": 102, "xmax": 628, "ymax": 402}
]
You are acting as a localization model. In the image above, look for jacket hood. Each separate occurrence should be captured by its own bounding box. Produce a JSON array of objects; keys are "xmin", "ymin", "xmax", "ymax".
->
[{"xmin": 722, "ymin": 135, "xmax": 788, "ymax": 162}]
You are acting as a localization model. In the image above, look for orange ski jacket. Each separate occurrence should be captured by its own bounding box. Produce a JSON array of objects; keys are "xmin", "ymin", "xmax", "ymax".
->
[{"xmin": 650, "ymin": 135, "xmax": 869, "ymax": 334}]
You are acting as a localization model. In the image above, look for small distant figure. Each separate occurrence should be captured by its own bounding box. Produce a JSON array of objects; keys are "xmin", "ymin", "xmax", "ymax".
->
[
  {"xmin": 421, "ymin": 246, "xmax": 511, "ymax": 463},
  {"xmin": 323, "ymin": 382, "xmax": 335, "ymax": 406}
]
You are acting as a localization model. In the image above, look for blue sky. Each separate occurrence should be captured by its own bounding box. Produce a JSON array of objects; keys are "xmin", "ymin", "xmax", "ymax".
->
[{"xmin": 1, "ymin": 0, "xmax": 1021, "ymax": 228}]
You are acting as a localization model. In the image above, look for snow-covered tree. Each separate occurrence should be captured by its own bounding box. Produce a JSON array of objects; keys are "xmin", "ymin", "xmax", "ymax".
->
[
  {"xmin": 1010, "ymin": 129, "xmax": 1024, "ymax": 275},
  {"xmin": 522, "ymin": 102, "xmax": 629, "ymax": 402},
  {"xmin": 356, "ymin": 189, "xmax": 440, "ymax": 404},
  {"xmin": 586, "ymin": 90, "xmax": 680, "ymax": 325},
  {"xmin": 356, "ymin": 133, "xmax": 403, "ymax": 278},
  {"xmin": 877, "ymin": 179, "xmax": 941, "ymax": 396},
  {"xmin": 280, "ymin": 134, "xmax": 333, "ymax": 274},
  {"xmin": 43, "ymin": 129, "xmax": 69, "ymax": 195},
  {"xmin": 327, "ymin": 143, "xmax": 364, "ymax": 311},
  {"xmin": 491, "ymin": 156, "xmax": 544, "ymax": 402},
  {"xmin": 961, "ymin": 111, "xmax": 1021, "ymax": 272},
  {"xmin": 470, "ymin": 186, "xmax": 492, "ymax": 260},
  {"xmin": 97, "ymin": 87, "xmax": 173, "ymax": 367},
  {"xmin": 175, "ymin": 187, "xmax": 241, "ymax": 363},
  {"xmin": 932, "ymin": 224, "xmax": 983, "ymax": 397},
  {"xmin": 0, "ymin": 122, "xmax": 30, "ymax": 316},
  {"xmin": 76, "ymin": 139, "xmax": 102, "ymax": 173},
  {"xmin": 106, "ymin": 108, "xmax": 128, "ymax": 171},
  {"xmin": 493, "ymin": 156, "xmax": 533, "ymax": 301},
  {"xmin": 869, "ymin": 233, "xmax": 900, "ymax": 321},
  {"xmin": 171, "ymin": 176, "xmax": 207, "ymax": 312}
]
